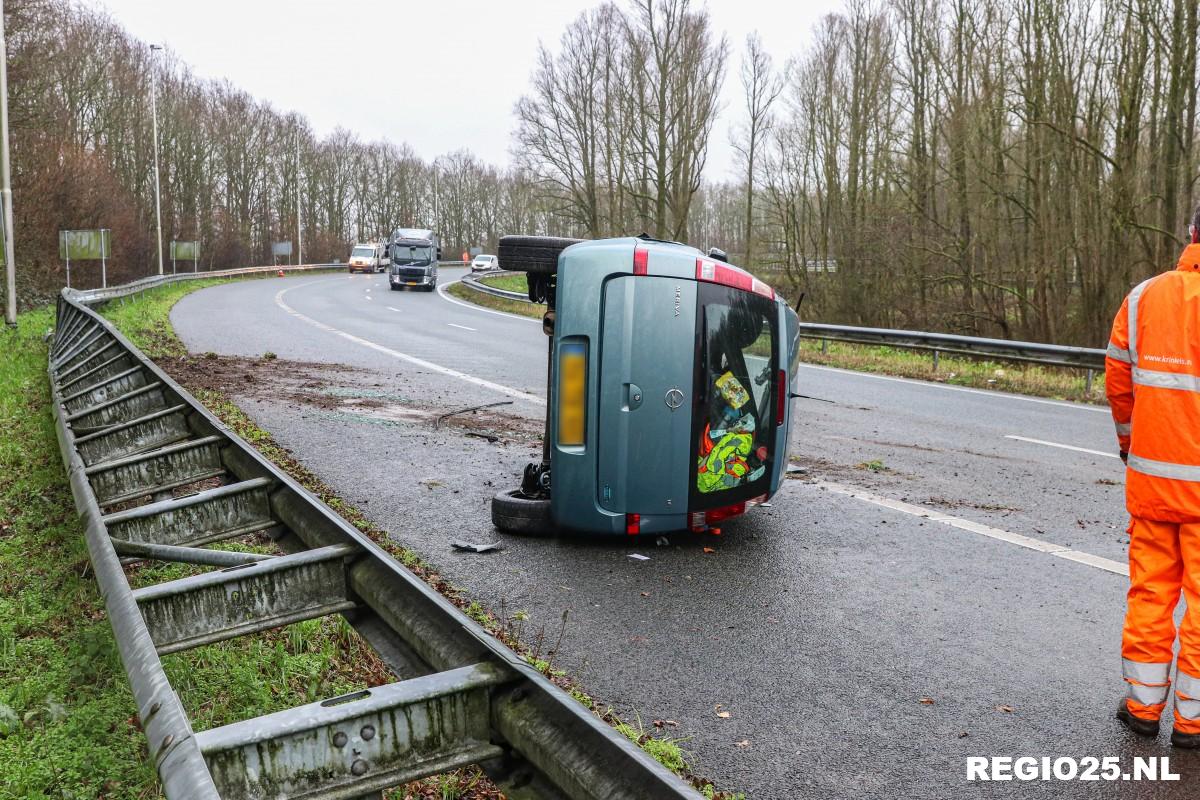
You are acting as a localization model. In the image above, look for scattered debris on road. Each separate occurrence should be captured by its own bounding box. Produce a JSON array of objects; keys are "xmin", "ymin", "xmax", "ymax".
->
[
  {"xmin": 435, "ymin": 400, "xmax": 515, "ymax": 429},
  {"xmin": 451, "ymin": 540, "xmax": 505, "ymax": 554},
  {"xmin": 628, "ymin": 553, "xmax": 650, "ymax": 561}
]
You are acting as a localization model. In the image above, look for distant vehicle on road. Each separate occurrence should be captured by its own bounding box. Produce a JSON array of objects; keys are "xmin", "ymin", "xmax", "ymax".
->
[
  {"xmin": 388, "ymin": 228, "xmax": 441, "ymax": 291},
  {"xmin": 491, "ymin": 234, "xmax": 800, "ymax": 537},
  {"xmin": 470, "ymin": 254, "xmax": 499, "ymax": 272},
  {"xmin": 347, "ymin": 242, "xmax": 388, "ymax": 274}
]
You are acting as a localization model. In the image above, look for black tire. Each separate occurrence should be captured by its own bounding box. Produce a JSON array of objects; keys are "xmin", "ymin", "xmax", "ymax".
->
[
  {"xmin": 389, "ymin": 284, "xmax": 398, "ymax": 291},
  {"xmin": 491, "ymin": 489, "xmax": 553, "ymax": 535},
  {"xmin": 498, "ymin": 235, "xmax": 585, "ymax": 276}
]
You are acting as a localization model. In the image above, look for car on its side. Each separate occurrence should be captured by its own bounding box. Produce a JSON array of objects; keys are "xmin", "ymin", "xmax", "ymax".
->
[
  {"xmin": 490, "ymin": 234, "xmax": 800, "ymax": 537},
  {"xmin": 347, "ymin": 243, "xmax": 387, "ymax": 274},
  {"xmin": 470, "ymin": 254, "xmax": 499, "ymax": 272}
]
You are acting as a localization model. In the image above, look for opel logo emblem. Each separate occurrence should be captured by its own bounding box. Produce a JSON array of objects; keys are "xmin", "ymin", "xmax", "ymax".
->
[{"xmin": 665, "ymin": 388, "xmax": 685, "ymax": 410}]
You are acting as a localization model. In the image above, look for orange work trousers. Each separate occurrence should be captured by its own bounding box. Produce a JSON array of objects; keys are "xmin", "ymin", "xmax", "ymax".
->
[{"xmin": 1122, "ymin": 517, "xmax": 1200, "ymax": 733}]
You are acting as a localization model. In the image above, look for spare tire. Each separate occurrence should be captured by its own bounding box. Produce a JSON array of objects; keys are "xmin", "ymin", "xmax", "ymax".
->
[
  {"xmin": 498, "ymin": 235, "xmax": 585, "ymax": 275},
  {"xmin": 491, "ymin": 488, "xmax": 554, "ymax": 535}
]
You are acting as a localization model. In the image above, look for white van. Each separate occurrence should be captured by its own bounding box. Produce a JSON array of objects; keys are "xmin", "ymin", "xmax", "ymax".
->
[{"xmin": 348, "ymin": 243, "xmax": 389, "ymax": 274}]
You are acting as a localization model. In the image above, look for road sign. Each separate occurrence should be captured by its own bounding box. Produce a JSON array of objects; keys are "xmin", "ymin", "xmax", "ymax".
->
[
  {"xmin": 171, "ymin": 240, "xmax": 200, "ymax": 273},
  {"xmin": 171, "ymin": 240, "xmax": 198, "ymax": 260},
  {"xmin": 59, "ymin": 229, "xmax": 110, "ymax": 288},
  {"xmin": 272, "ymin": 241, "xmax": 293, "ymax": 257},
  {"xmin": 59, "ymin": 229, "xmax": 110, "ymax": 260}
]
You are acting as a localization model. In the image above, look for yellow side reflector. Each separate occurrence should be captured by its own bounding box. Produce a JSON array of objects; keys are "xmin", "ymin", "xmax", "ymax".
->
[{"xmin": 557, "ymin": 343, "xmax": 587, "ymax": 447}]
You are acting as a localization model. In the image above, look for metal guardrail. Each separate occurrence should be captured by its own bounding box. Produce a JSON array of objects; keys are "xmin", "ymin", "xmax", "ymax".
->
[
  {"xmin": 460, "ymin": 270, "xmax": 528, "ymax": 302},
  {"xmin": 71, "ymin": 261, "xmax": 471, "ymax": 305},
  {"xmin": 455, "ymin": 275, "xmax": 1107, "ymax": 372},
  {"xmin": 49, "ymin": 284, "xmax": 697, "ymax": 798},
  {"xmin": 795, "ymin": 323, "xmax": 1106, "ymax": 370}
]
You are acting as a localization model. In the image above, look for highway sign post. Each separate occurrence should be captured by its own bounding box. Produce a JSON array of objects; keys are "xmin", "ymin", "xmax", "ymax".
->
[
  {"xmin": 272, "ymin": 240, "xmax": 292, "ymax": 265},
  {"xmin": 58, "ymin": 228, "xmax": 111, "ymax": 288},
  {"xmin": 170, "ymin": 240, "xmax": 199, "ymax": 273}
]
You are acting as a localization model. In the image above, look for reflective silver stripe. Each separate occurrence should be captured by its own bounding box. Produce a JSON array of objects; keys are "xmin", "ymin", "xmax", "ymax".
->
[
  {"xmin": 1177, "ymin": 670, "xmax": 1200, "ymax": 721},
  {"xmin": 1114, "ymin": 421, "xmax": 1131, "ymax": 436},
  {"xmin": 1132, "ymin": 367, "xmax": 1200, "ymax": 393},
  {"xmin": 1127, "ymin": 277, "xmax": 1156, "ymax": 367},
  {"xmin": 1127, "ymin": 454, "xmax": 1200, "ymax": 482},
  {"xmin": 1129, "ymin": 681, "xmax": 1170, "ymax": 706},
  {"xmin": 1123, "ymin": 658, "xmax": 1171, "ymax": 685},
  {"xmin": 1107, "ymin": 343, "xmax": 1131, "ymax": 363}
]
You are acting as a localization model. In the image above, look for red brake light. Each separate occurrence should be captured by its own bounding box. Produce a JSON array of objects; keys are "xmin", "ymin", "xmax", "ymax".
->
[
  {"xmin": 776, "ymin": 369, "xmax": 786, "ymax": 425},
  {"xmin": 705, "ymin": 502, "xmax": 746, "ymax": 524},
  {"xmin": 633, "ymin": 247, "xmax": 648, "ymax": 275},
  {"xmin": 625, "ymin": 513, "xmax": 641, "ymax": 535},
  {"xmin": 695, "ymin": 257, "xmax": 774, "ymax": 299}
]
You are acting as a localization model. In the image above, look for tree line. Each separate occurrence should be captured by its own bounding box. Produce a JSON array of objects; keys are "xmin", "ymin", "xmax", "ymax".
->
[
  {"xmin": 6, "ymin": 0, "xmax": 552, "ymax": 300},
  {"xmin": 6, "ymin": 0, "xmax": 1199, "ymax": 348},
  {"xmin": 521, "ymin": 0, "xmax": 1200, "ymax": 346}
]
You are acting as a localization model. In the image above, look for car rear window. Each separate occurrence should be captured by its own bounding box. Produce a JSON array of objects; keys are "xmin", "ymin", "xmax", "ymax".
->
[{"xmin": 692, "ymin": 284, "xmax": 777, "ymax": 505}]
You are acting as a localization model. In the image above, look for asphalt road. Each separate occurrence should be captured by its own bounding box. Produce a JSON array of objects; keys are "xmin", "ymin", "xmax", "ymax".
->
[{"xmin": 172, "ymin": 268, "xmax": 1198, "ymax": 799}]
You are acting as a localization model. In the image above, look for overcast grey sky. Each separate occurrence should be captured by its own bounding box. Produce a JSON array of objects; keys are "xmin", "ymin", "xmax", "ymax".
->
[{"xmin": 97, "ymin": 0, "xmax": 842, "ymax": 181}]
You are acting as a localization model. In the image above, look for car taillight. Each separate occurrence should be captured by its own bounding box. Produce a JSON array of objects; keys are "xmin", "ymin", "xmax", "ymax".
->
[
  {"xmin": 626, "ymin": 513, "xmax": 640, "ymax": 535},
  {"xmin": 695, "ymin": 257, "xmax": 774, "ymax": 299},
  {"xmin": 556, "ymin": 341, "xmax": 587, "ymax": 447},
  {"xmin": 633, "ymin": 246, "xmax": 648, "ymax": 275},
  {"xmin": 776, "ymin": 369, "xmax": 786, "ymax": 425},
  {"xmin": 705, "ymin": 502, "xmax": 746, "ymax": 524}
]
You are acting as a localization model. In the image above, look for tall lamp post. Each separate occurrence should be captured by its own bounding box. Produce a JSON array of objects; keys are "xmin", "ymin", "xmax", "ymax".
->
[
  {"xmin": 149, "ymin": 43, "xmax": 164, "ymax": 276},
  {"xmin": 296, "ymin": 134, "xmax": 302, "ymax": 265},
  {"xmin": 1, "ymin": 0, "xmax": 16, "ymax": 326}
]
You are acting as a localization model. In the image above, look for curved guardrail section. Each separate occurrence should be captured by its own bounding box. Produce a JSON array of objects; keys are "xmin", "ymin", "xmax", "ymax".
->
[
  {"xmin": 455, "ymin": 276, "xmax": 1106, "ymax": 370},
  {"xmin": 49, "ymin": 286, "xmax": 697, "ymax": 799},
  {"xmin": 460, "ymin": 271, "xmax": 529, "ymax": 302}
]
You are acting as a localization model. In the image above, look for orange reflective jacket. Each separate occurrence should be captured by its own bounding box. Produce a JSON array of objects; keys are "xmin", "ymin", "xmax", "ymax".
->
[{"xmin": 1107, "ymin": 243, "xmax": 1200, "ymax": 521}]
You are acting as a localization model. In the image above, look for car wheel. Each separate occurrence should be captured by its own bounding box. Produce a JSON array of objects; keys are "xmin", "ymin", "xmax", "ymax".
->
[
  {"xmin": 389, "ymin": 284, "xmax": 398, "ymax": 291},
  {"xmin": 491, "ymin": 489, "xmax": 553, "ymax": 535},
  {"xmin": 498, "ymin": 235, "xmax": 585, "ymax": 276}
]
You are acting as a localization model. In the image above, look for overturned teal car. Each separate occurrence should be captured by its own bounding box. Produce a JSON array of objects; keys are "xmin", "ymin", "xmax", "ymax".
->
[{"xmin": 491, "ymin": 235, "xmax": 801, "ymax": 536}]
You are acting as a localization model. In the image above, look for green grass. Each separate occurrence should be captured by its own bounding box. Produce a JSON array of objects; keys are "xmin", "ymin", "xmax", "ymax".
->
[
  {"xmin": 451, "ymin": 278, "xmax": 1106, "ymax": 404},
  {"xmin": 477, "ymin": 272, "xmax": 528, "ymax": 294},
  {"xmin": 0, "ymin": 307, "xmax": 158, "ymax": 798},
  {"xmin": 448, "ymin": 280, "xmax": 543, "ymax": 320}
]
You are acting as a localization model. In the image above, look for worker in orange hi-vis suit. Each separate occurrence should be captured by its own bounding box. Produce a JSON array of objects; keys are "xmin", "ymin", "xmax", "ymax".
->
[{"xmin": 1107, "ymin": 206, "xmax": 1200, "ymax": 748}]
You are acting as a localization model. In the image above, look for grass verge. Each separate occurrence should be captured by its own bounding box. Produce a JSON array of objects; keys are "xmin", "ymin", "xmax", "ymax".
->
[
  {"xmin": 448, "ymin": 280, "xmax": 543, "ymax": 320},
  {"xmin": 0, "ymin": 306, "xmax": 157, "ymax": 799},
  {"xmin": 451, "ymin": 278, "xmax": 1106, "ymax": 404},
  {"xmin": 477, "ymin": 273, "xmax": 528, "ymax": 294},
  {"xmin": 99, "ymin": 280, "xmax": 743, "ymax": 799}
]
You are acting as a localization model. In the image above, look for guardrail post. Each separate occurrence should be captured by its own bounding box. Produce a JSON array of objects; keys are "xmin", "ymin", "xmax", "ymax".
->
[
  {"xmin": 932, "ymin": 349, "xmax": 940, "ymax": 372},
  {"xmin": 820, "ymin": 338, "xmax": 828, "ymax": 355},
  {"xmin": 1086, "ymin": 369, "xmax": 1095, "ymax": 395}
]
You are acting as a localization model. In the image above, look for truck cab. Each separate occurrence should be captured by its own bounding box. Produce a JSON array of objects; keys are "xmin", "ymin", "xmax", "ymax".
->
[
  {"xmin": 492, "ymin": 235, "xmax": 801, "ymax": 536},
  {"xmin": 388, "ymin": 228, "xmax": 441, "ymax": 291}
]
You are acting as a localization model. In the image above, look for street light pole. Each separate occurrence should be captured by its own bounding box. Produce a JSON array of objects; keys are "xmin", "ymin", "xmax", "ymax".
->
[
  {"xmin": 296, "ymin": 134, "xmax": 302, "ymax": 265},
  {"xmin": 149, "ymin": 44, "xmax": 164, "ymax": 276},
  {"xmin": 1, "ymin": 0, "xmax": 17, "ymax": 326}
]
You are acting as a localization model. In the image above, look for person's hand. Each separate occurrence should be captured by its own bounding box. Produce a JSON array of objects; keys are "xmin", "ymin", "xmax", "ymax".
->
[{"xmin": 1120, "ymin": 450, "xmax": 1128, "ymax": 464}]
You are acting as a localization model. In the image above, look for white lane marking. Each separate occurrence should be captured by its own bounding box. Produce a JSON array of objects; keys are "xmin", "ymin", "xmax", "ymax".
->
[
  {"xmin": 275, "ymin": 281, "xmax": 546, "ymax": 406},
  {"xmin": 387, "ymin": 306, "xmax": 402, "ymax": 313},
  {"xmin": 816, "ymin": 480, "xmax": 1128, "ymax": 576},
  {"xmin": 796, "ymin": 362, "xmax": 1109, "ymax": 414},
  {"xmin": 1005, "ymin": 435, "xmax": 1119, "ymax": 458},
  {"xmin": 447, "ymin": 323, "xmax": 476, "ymax": 331},
  {"xmin": 436, "ymin": 278, "xmax": 541, "ymax": 324}
]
